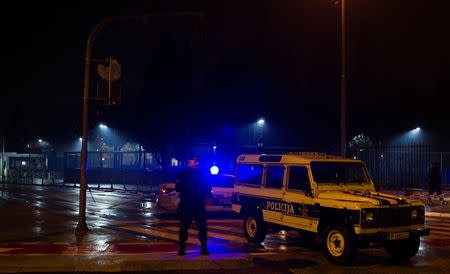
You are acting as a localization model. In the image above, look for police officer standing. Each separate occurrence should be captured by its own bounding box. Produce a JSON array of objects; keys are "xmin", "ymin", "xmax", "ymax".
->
[
  {"xmin": 427, "ymin": 162, "xmax": 448, "ymax": 206},
  {"xmin": 176, "ymin": 155, "xmax": 211, "ymax": 255}
]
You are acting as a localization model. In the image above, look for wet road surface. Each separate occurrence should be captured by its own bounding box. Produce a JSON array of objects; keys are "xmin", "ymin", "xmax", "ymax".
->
[{"xmin": 0, "ymin": 184, "xmax": 450, "ymax": 273}]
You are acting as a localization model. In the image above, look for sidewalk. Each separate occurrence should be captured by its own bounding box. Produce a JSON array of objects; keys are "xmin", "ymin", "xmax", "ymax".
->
[{"xmin": 378, "ymin": 188, "xmax": 450, "ymax": 218}]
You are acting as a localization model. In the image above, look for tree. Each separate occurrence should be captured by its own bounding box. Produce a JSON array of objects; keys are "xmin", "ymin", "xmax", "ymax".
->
[{"xmin": 349, "ymin": 133, "xmax": 372, "ymax": 148}]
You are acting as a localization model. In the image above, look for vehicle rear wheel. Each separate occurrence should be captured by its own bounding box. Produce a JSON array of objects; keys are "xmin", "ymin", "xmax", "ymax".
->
[
  {"xmin": 322, "ymin": 224, "xmax": 357, "ymax": 265},
  {"xmin": 243, "ymin": 211, "xmax": 267, "ymax": 244},
  {"xmin": 384, "ymin": 236, "xmax": 420, "ymax": 261}
]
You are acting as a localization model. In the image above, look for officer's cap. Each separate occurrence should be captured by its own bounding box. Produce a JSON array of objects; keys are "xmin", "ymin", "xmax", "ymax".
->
[{"xmin": 188, "ymin": 154, "xmax": 199, "ymax": 161}]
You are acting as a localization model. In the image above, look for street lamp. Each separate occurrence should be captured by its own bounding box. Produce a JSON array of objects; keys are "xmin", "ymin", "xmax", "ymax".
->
[
  {"xmin": 254, "ymin": 118, "xmax": 265, "ymax": 152},
  {"xmin": 210, "ymin": 165, "xmax": 219, "ymax": 175},
  {"xmin": 76, "ymin": 12, "xmax": 204, "ymax": 232}
]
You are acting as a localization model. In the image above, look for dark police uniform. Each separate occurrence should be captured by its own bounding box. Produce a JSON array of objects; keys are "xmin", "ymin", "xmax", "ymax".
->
[
  {"xmin": 176, "ymin": 167, "xmax": 211, "ymax": 254},
  {"xmin": 429, "ymin": 164, "xmax": 442, "ymax": 196}
]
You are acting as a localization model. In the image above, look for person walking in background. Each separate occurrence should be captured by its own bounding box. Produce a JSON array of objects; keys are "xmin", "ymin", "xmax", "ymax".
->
[
  {"xmin": 175, "ymin": 155, "xmax": 211, "ymax": 256},
  {"xmin": 427, "ymin": 162, "xmax": 448, "ymax": 206}
]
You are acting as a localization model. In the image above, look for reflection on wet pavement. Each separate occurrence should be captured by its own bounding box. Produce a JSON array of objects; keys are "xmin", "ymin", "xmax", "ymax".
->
[{"xmin": 1, "ymin": 184, "xmax": 450, "ymax": 272}]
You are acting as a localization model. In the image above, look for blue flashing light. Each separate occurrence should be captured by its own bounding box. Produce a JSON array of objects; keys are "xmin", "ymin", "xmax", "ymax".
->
[{"xmin": 210, "ymin": 165, "xmax": 219, "ymax": 175}]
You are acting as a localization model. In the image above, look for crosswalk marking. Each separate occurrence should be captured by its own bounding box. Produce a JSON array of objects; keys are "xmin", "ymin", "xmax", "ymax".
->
[
  {"xmin": 425, "ymin": 216, "xmax": 450, "ymax": 239},
  {"xmin": 423, "ymin": 235, "xmax": 450, "ymax": 240},
  {"xmin": 117, "ymin": 216, "xmax": 450, "ymax": 246},
  {"xmin": 120, "ymin": 226, "xmax": 201, "ymax": 245},
  {"xmin": 119, "ymin": 218, "xmax": 249, "ymax": 245},
  {"xmin": 163, "ymin": 226, "xmax": 248, "ymax": 243},
  {"xmin": 209, "ymin": 225, "xmax": 243, "ymax": 234},
  {"xmin": 427, "ymin": 229, "xmax": 450, "ymax": 236}
]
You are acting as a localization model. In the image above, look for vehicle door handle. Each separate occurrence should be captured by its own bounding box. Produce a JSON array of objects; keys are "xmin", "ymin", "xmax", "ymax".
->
[{"xmin": 314, "ymin": 203, "xmax": 320, "ymax": 212}]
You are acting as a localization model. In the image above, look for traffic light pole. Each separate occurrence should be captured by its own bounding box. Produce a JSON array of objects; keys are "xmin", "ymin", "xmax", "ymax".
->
[
  {"xmin": 75, "ymin": 23, "xmax": 94, "ymax": 232},
  {"xmin": 75, "ymin": 12, "xmax": 204, "ymax": 232}
]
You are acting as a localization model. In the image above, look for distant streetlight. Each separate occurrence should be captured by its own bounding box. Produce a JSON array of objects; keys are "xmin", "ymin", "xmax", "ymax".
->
[
  {"xmin": 79, "ymin": 137, "xmax": 83, "ymax": 142},
  {"xmin": 210, "ymin": 165, "xmax": 219, "ymax": 175},
  {"xmin": 415, "ymin": 127, "xmax": 421, "ymax": 132},
  {"xmin": 254, "ymin": 118, "xmax": 265, "ymax": 152},
  {"xmin": 38, "ymin": 139, "xmax": 43, "ymax": 143}
]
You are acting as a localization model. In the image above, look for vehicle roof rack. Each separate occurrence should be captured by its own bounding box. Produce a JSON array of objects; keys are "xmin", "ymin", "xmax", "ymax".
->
[{"xmin": 287, "ymin": 152, "xmax": 343, "ymax": 159}]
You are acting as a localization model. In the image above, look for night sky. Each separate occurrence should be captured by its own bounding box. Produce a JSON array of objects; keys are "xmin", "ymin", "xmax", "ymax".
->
[{"xmin": 2, "ymin": 0, "xmax": 450, "ymax": 153}]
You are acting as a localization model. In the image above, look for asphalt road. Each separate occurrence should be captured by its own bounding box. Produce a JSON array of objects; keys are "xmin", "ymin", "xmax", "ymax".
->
[{"xmin": 0, "ymin": 184, "xmax": 450, "ymax": 273}]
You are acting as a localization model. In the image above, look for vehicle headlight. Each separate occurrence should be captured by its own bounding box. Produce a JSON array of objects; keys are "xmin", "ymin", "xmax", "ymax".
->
[
  {"xmin": 411, "ymin": 209, "xmax": 418, "ymax": 219},
  {"xmin": 366, "ymin": 211, "xmax": 374, "ymax": 222}
]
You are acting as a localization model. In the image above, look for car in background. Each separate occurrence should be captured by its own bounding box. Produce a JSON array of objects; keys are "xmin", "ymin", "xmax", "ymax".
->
[{"xmin": 156, "ymin": 174, "xmax": 235, "ymax": 212}]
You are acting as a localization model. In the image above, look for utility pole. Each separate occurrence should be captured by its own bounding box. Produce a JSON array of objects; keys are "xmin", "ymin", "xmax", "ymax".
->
[
  {"xmin": 340, "ymin": 0, "xmax": 347, "ymax": 158},
  {"xmin": 75, "ymin": 12, "xmax": 204, "ymax": 232},
  {"xmin": 1, "ymin": 136, "xmax": 4, "ymax": 182}
]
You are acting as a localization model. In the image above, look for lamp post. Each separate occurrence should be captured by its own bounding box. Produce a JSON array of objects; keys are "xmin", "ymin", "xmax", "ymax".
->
[
  {"xmin": 75, "ymin": 12, "xmax": 204, "ymax": 232},
  {"xmin": 340, "ymin": 0, "xmax": 347, "ymax": 158},
  {"xmin": 254, "ymin": 118, "xmax": 265, "ymax": 153}
]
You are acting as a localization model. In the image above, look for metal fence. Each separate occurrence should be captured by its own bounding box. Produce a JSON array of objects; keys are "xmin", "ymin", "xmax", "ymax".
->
[
  {"xmin": 64, "ymin": 151, "xmax": 160, "ymax": 170},
  {"xmin": 349, "ymin": 145, "xmax": 450, "ymax": 189},
  {"xmin": 0, "ymin": 169, "xmax": 160, "ymax": 194}
]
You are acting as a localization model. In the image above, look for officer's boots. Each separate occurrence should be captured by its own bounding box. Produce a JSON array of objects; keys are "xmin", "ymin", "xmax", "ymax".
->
[
  {"xmin": 201, "ymin": 242, "xmax": 209, "ymax": 255},
  {"xmin": 177, "ymin": 243, "xmax": 186, "ymax": 256}
]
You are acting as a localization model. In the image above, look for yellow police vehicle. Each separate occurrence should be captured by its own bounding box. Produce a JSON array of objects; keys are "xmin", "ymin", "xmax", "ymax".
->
[{"xmin": 231, "ymin": 153, "xmax": 429, "ymax": 264}]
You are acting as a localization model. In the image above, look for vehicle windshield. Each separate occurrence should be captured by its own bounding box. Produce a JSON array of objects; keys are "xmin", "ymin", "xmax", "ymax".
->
[
  {"xmin": 310, "ymin": 161, "xmax": 369, "ymax": 184},
  {"xmin": 207, "ymin": 175, "xmax": 235, "ymax": 188}
]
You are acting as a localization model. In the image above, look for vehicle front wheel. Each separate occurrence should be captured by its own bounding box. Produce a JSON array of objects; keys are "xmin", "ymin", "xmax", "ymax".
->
[
  {"xmin": 322, "ymin": 224, "xmax": 357, "ymax": 265},
  {"xmin": 243, "ymin": 211, "xmax": 267, "ymax": 244},
  {"xmin": 384, "ymin": 236, "xmax": 420, "ymax": 261}
]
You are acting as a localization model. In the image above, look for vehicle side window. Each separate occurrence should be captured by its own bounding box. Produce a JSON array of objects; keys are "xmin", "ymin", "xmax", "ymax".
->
[
  {"xmin": 288, "ymin": 166, "xmax": 310, "ymax": 191},
  {"xmin": 238, "ymin": 164, "xmax": 263, "ymax": 185},
  {"xmin": 266, "ymin": 166, "xmax": 284, "ymax": 189}
]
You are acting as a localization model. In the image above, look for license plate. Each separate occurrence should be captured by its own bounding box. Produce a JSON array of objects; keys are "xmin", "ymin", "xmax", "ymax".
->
[{"xmin": 387, "ymin": 231, "xmax": 410, "ymax": 240}]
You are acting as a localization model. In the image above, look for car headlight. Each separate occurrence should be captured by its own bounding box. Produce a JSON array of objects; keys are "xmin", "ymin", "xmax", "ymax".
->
[
  {"xmin": 411, "ymin": 209, "xmax": 418, "ymax": 219},
  {"xmin": 366, "ymin": 211, "xmax": 374, "ymax": 222}
]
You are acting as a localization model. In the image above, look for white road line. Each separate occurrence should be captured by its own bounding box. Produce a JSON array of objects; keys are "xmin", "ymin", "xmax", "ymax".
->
[
  {"xmin": 424, "ymin": 235, "xmax": 450, "ymax": 240},
  {"xmin": 120, "ymin": 226, "xmax": 200, "ymax": 245},
  {"xmin": 428, "ymin": 230, "xmax": 450, "ymax": 236},
  {"xmin": 426, "ymin": 224, "xmax": 450, "ymax": 230},
  {"xmin": 163, "ymin": 226, "xmax": 247, "ymax": 243},
  {"xmin": 208, "ymin": 225, "xmax": 243, "ymax": 234},
  {"xmin": 426, "ymin": 216, "xmax": 450, "ymax": 221}
]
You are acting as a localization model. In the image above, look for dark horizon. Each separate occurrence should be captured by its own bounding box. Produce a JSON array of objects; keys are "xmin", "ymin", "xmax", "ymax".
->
[{"xmin": 2, "ymin": 0, "xmax": 450, "ymax": 153}]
